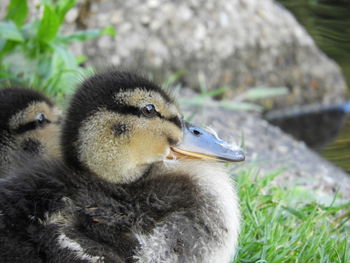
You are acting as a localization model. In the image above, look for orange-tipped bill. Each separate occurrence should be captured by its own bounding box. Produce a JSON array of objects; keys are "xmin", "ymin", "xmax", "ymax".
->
[{"xmin": 167, "ymin": 122, "xmax": 245, "ymax": 162}]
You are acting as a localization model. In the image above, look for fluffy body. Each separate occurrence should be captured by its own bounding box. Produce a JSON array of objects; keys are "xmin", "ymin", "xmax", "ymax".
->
[{"xmin": 0, "ymin": 159, "xmax": 239, "ymax": 263}]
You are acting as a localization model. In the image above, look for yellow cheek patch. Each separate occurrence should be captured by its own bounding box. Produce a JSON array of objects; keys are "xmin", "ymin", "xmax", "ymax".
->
[
  {"xmin": 77, "ymin": 110, "xmax": 137, "ymax": 183},
  {"xmin": 15, "ymin": 122, "xmax": 61, "ymax": 158},
  {"xmin": 9, "ymin": 102, "xmax": 62, "ymax": 158},
  {"xmin": 76, "ymin": 109, "xmax": 182, "ymax": 183},
  {"xmin": 128, "ymin": 131, "xmax": 167, "ymax": 164},
  {"xmin": 129, "ymin": 118, "xmax": 182, "ymax": 163}
]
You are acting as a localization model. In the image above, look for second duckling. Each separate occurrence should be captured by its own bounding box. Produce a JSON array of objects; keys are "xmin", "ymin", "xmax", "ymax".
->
[{"xmin": 0, "ymin": 87, "xmax": 61, "ymax": 174}]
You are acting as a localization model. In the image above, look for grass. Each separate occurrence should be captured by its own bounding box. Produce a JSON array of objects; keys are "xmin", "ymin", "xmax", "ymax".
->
[{"xmin": 233, "ymin": 168, "xmax": 350, "ymax": 263}]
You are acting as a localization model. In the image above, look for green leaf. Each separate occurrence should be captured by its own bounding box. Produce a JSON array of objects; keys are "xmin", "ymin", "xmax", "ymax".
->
[
  {"xmin": 37, "ymin": 55, "xmax": 53, "ymax": 80},
  {"xmin": 21, "ymin": 20, "xmax": 40, "ymax": 40},
  {"xmin": 243, "ymin": 87, "xmax": 289, "ymax": 100},
  {"xmin": 180, "ymin": 97, "xmax": 263, "ymax": 112},
  {"xmin": 282, "ymin": 206, "xmax": 306, "ymax": 220},
  {"xmin": 37, "ymin": 5, "xmax": 60, "ymax": 43},
  {"xmin": 101, "ymin": 26, "xmax": 116, "ymax": 37},
  {"xmin": 6, "ymin": 0, "xmax": 28, "ymax": 26},
  {"xmin": 76, "ymin": 55, "xmax": 87, "ymax": 64},
  {"xmin": 0, "ymin": 21, "xmax": 24, "ymax": 42},
  {"xmin": 40, "ymin": 0, "xmax": 53, "ymax": 6},
  {"xmin": 0, "ymin": 39, "xmax": 6, "ymax": 50},
  {"xmin": 163, "ymin": 71, "xmax": 186, "ymax": 89},
  {"xmin": 51, "ymin": 43, "xmax": 77, "ymax": 69},
  {"xmin": 57, "ymin": 29, "xmax": 103, "ymax": 43},
  {"xmin": 200, "ymin": 86, "xmax": 230, "ymax": 97},
  {"xmin": 57, "ymin": 26, "xmax": 116, "ymax": 43},
  {"xmin": 0, "ymin": 40, "xmax": 18, "ymax": 58}
]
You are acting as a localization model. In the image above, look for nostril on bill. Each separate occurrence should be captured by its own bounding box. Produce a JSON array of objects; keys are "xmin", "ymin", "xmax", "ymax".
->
[{"xmin": 192, "ymin": 129, "xmax": 201, "ymax": 136}]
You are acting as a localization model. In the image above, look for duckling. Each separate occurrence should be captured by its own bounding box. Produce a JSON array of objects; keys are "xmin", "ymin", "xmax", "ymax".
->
[
  {"xmin": 0, "ymin": 71, "xmax": 244, "ymax": 263},
  {"xmin": 0, "ymin": 87, "xmax": 61, "ymax": 174}
]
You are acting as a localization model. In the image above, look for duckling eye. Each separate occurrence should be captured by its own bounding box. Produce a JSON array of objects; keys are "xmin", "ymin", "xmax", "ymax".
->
[
  {"xmin": 141, "ymin": 104, "xmax": 157, "ymax": 118},
  {"xmin": 35, "ymin": 113, "xmax": 49, "ymax": 127}
]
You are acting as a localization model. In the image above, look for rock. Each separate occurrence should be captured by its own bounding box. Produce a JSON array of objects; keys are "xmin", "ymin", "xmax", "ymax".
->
[
  {"xmin": 179, "ymin": 91, "xmax": 350, "ymax": 198},
  {"xmin": 65, "ymin": 7, "xmax": 79, "ymax": 24},
  {"xmin": 74, "ymin": 0, "xmax": 347, "ymax": 110}
]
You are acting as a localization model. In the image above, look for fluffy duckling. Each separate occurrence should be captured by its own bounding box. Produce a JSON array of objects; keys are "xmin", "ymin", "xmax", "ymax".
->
[
  {"xmin": 0, "ymin": 71, "xmax": 244, "ymax": 263},
  {"xmin": 0, "ymin": 87, "xmax": 61, "ymax": 174}
]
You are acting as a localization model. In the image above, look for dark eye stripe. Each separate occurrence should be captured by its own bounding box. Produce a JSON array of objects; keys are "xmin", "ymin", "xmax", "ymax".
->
[
  {"xmin": 166, "ymin": 116, "xmax": 182, "ymax": 129},
  {"xmin": 12, "ymin": 119, "xmax": 51, "ymax": 135},
  {"xmin": 155, "ymin": 113, "xmax": 182, "ymax": 129},
  {"xmin": 12, "ymin": 121, "xmax": 38, "ymax": 134},
  {"xmin": 106, "ymin": 104, "xmax": 142, "ymax": 117},
  {"xmin": 107, "ymin": 104, "xmax": 182, "ymax": 129}
]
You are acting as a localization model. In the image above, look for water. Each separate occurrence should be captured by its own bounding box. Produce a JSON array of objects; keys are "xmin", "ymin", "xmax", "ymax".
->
[
  {"xmin": 276, "ymin": 0, "xmax": 350, "ymax": 172},
  {"xmin": 278, "ymin": 0, "xmax": 350, "ymax": 86}
]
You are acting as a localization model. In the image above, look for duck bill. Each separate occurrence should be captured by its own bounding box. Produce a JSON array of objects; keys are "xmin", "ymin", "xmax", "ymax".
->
[{"xmin": 168, "ymin": 122, "xmax": 245, "ymax": 162}]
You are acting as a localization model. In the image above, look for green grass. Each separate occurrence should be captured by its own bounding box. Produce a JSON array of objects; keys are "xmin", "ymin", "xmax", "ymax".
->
[{"xmin": 233, "ymin": 168, "xmax": 350, "ymax": 263}]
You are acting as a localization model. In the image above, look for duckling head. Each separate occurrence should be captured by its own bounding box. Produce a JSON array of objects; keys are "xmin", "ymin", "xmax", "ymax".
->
[
  {"xmin": 62, "ymin": 71, "xmax": 244, "ymax": 183},
  {"xmin": 0, "ymin": 88, "xmax": 61, "ymax": 168}
]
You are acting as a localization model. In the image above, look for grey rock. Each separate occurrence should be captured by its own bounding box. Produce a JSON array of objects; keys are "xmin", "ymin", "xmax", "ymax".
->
[
  {"xmin": 75, "ymin": 0, "xmax": 347, "ymax": 109},
  {"xmin": 65, "ymin": 7, "xmax": 79, "ymax": 24}
]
